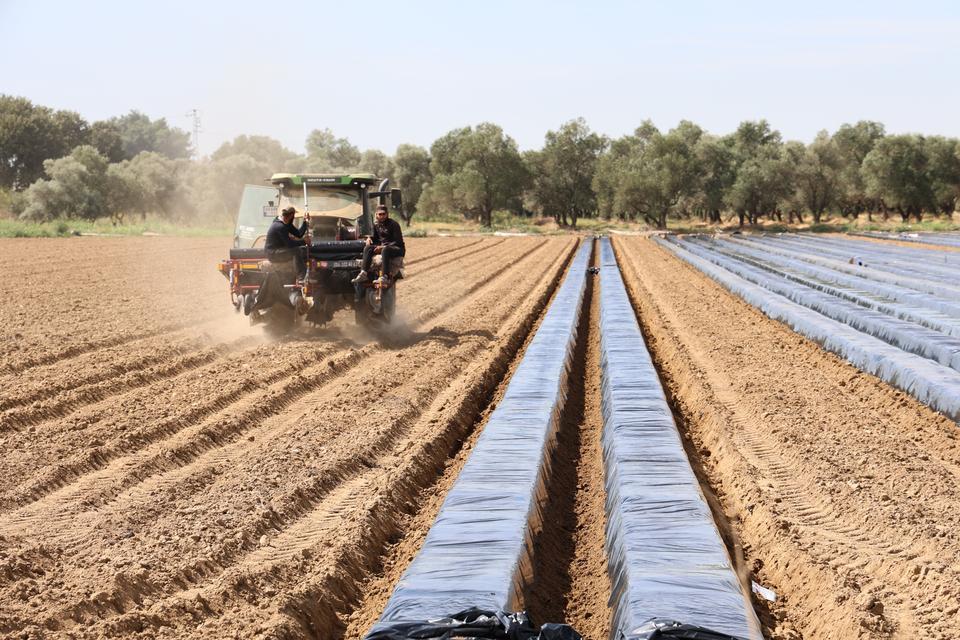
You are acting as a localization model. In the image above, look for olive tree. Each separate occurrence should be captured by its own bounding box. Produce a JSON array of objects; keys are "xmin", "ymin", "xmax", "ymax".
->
[
  {"xmin": 107, "ymin": 110, "xmax": 192, "ymax": 160},
  {"xmin": 862, "ymin": 135, "xmax": 934, "ymax": 221},
  {"xmin": 304, "ymin": 128, "xmax": 361, "ymax": 171},
  {"xmin": 391, "ymin": 144, "xmax": 431, "ymax": 226},
  {"xmin": 724, "ymin": 120, "xmax": 786, "ymax": 226},
  {"xmin": 593, "ymin": 121, "xmax": 703, "ymax": 229},
  {"xmin": 0, "ymin": 95, "xmax": 89, "ymax": 189},
  {"xmin": 420, "ymin": 123, "xmax": 527, "ymax": 226},
  {"xmin": 358, "ymin": 148, "xmax": 394, "ymax": 178},
  {"xmin": 794, "ymin": 131, "xmax": 842, "ymax": 223},
  {"xmin": 20, "ymin": 146, "xmax": 110, "ymax": 221},
  {"xmin": 833, "ymin": 121, "xmax": 885, "ymax": 219},
  {"xmin": 924, "ymin": 136, "xmax": 960, "ymax": 216},
  {"xmin": 212, "ymin": 135, "xmax": 298, "ymax": 169},
  {"xmin": 690, "ymin": 135, "xmax": 735, "ymax": 223},
  {"xmin": 107, "ymin": 152, "xmax": 187, "ymax": 223},
  {"xmin": 527, "ymin": 118, "xmax": 606, "ymax": 228}
]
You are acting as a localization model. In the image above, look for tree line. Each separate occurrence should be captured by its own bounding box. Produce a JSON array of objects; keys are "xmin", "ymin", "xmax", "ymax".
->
[{"xmin": 2, "ymin": 94, "xmax": 958, "ymax": 228}]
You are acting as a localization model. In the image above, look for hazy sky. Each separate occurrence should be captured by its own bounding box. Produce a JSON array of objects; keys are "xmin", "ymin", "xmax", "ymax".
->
[{"xmin": 2, "ymin": 0, "xmax": 958, "ymax": 156}]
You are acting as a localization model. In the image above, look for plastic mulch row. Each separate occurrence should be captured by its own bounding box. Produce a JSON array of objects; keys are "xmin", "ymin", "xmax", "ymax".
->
[
  {"xmin": 599, "ymin": 238, "xmax": 761, "ymax": 640},
  {"xmin": 657, "ymin": 236, "xmax": 960, "ymax": 422},
  {"xmin": 364, "ymin": 241, "xmax": 592, "ymax": 639}
]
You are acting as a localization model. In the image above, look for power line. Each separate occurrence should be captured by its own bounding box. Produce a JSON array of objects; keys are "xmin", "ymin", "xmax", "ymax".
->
[{"xmin": 185, "ymin": 109, "xmax": 202, "ymax": 158}]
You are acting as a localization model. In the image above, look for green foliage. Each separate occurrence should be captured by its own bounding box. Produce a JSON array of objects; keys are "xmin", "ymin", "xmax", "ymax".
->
[
  {"xmin": 0, "ymin": 187, "xmax": 23, "ymax": 220},
  {"xmin": 106, "ymin": 110, "xmax": 192, "ymax": 160},
  {"xmin": 20, "ymin": 146, "xmax": 111, "ymax": 221},
  {"xmin": 304, "ymin": 128, "xmax": 361, "ymax": 171},
  {"xmin": 107, "ymin": 152, "xmax": 189, "ymax": 224},
  {"xmin": 358, "ymin": 148, "xmax": 394, "ymax": 179},
  {"xmin": 924, "ymin": 136, "xmax": 960, "ymax": 215},
  {"xmin": 0, "ymin": 216, "xmax": 230, "ymax": 238},
  {"xmin": 690, "ymin": 134, "xmax": 736, "ymax": 223},
  {"xmin": 0, "ymin": 219, "xmax": 71, "ymax": 237},
  {"xmin": 862, "ymin": 135, "xmax": 936, "ymax": 221},
  {"xmin": 0, "ymin": 97, "xmax": 192, "ymax": 192},
  {"xmin": 833, "ymin": 121, "xmax": 885, "ymax": 216},
  {"xmin": 187, "ymin": 154, "xmax": 272, "ymax": 225},
  {"xmin": 527, "ymin": 118, "xmax": 606, "ymax": 228},
  {"xmin": 88, "ymin": 120, "xmax": 126, "ymax": 163},
  {"xmin": 421, "ymin": 123, "xmax": 527, "ymax": 227},
  {"xmin": 593, "ymin": 120, "xmax": 703, "ymax": 228},
  {"xmin": 0, "ymin": 95, "xmax": 90, "ymax": 189},
  {"xmin": 793, "ymin": 131, "xmax": 843, "ymax": 223},
  {"xmin": 5, "ymin": 94, "xmax": 959, "ymax": 232},
  {"xmin": 391, "ymin": 144, "xmax": 431, "ymax": 225},
  {"xmin": 723, "ymin": 120, "xmax": 791, "ymax": 226},
  {"xmin": 211, "ymin": 135, "xmax": 298, "ymax": 168}
]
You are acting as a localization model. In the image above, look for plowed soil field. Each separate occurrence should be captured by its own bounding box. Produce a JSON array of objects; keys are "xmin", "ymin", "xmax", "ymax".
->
[
  {"xmin": 5, "ymin": 234, "xmax": 959, "ymax": 640},
  {"xmin": 0, "ymin": 235, "xmax": 578, "ymax": 639},
  {"xmin": 613, "ymin": 236, "xmax": 960, "ymax": 640}
]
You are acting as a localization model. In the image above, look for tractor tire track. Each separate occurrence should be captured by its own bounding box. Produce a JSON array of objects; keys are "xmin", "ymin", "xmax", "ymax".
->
[
  {"xmin": 0, "ymin": 237, "xmax": 476, "ymax": 375},
  {"xmin": 0, "ymin": 239, "xmax": 545, "ymax": 512},
  {"xmin": 92, "ymin": 238, "xmax": 578, "ymax": 639},
  {"xmin": 0, "ymin": 237, "xmax": 506, "ymax": 430},
  {"xmin": 0, "ymin": 237, "xmax": 576, "ymax": 638},
  {"xmin": 0, "ymin": 238, "xmax": 552, "ymax": 531}
]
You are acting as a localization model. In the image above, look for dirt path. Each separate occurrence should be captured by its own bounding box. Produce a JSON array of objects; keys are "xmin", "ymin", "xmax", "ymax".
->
[
  {"xmin": 613, "ymin": 236, "xmax": 960, "ymax": 640},
  {"xmin": 0, "ymin": 236, "xmax": 577, "ymax": 639}
]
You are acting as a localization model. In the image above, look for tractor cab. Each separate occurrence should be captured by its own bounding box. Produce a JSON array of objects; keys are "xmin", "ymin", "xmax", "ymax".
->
[{"xmin": 233, "ymin": 173, "xmax": 390, "ymax": 248}]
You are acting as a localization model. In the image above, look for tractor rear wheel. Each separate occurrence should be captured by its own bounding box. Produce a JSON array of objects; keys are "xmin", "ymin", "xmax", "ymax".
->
[
  {"xmin": 381, "ymin": 285, "xmax": 397, "ymax": 324},
  {"xmin": 354, "ymin": 299, "xmax": 369, "ymax": 326}
]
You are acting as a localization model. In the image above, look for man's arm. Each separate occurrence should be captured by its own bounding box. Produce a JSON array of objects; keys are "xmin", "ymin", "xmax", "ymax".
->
[
  {"xmin": 282, "ymin": 220, "xmax": 309, "ymax": 247},
  {"xmin": 387, "ymin": 218, "xmax": 404, "ymax": 251},
  {"xmin": 288, "ymin": 220, "xmax": 307, "ymax": 239}
]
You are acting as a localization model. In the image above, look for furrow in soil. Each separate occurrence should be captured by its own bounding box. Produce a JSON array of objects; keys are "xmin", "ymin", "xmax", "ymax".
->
[{"xmin": 612, "ymin": 236, "xmax": 960, "ymax": 640}]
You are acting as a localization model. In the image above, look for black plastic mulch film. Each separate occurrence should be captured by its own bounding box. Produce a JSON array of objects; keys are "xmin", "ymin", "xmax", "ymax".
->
[
  {"xmin": 364, "ymin": 241, "xmax": 592, "ymax": 639},
  {"xmin": 363, "ymin": 240, "xmax": 761, "ymax": 640},
  {"xmin": 598, "ymin": 239, "xmax": 761, "ymax": 640}
]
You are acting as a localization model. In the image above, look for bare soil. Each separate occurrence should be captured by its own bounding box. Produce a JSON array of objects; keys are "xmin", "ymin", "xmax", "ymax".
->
[
  {"xmin": 613, "ymin": 236, "xmax": 960, "ymax": 640},
  {"xmin": 5, "ymin": 233, "xmax": 959, "ymax": 640},
  {"xmin": 0, "ymin": 235, "xmax": 577, "ymax": 639}
]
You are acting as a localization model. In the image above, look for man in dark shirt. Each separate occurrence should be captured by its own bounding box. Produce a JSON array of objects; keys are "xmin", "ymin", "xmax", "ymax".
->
[
  {"xmin": 265, "ymin": 207, "xmax": 309, "ymax": 280},
  {"xmin": 353, "ymin": 204, "xmax": 405, "ymax": 285}
]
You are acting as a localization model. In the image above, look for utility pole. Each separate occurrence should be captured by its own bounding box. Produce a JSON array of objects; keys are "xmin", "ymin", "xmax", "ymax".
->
[{"xmin": 185, "ymin": 109, "xmax": 202, "ymax": 158}]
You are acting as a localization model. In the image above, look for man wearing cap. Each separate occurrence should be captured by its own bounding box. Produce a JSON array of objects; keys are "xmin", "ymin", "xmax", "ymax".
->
[
  {"xmin": 265, "ymin": 206, "xmax": 310, "ymax": 281},
  {"xmin": 353, "ymin": 204, "xmax": 405, "ymax": 286}
]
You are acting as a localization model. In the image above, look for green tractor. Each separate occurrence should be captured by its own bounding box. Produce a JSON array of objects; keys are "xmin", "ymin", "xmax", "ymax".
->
[{"xmin": 218, "ymin": 173, "xmax": 404, "ymax": 331}]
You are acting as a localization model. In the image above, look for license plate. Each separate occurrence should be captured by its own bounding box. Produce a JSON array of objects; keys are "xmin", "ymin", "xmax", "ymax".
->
[{"xmin": 329, "ymin": 260, "xmax": 360, "ymax": 269}]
